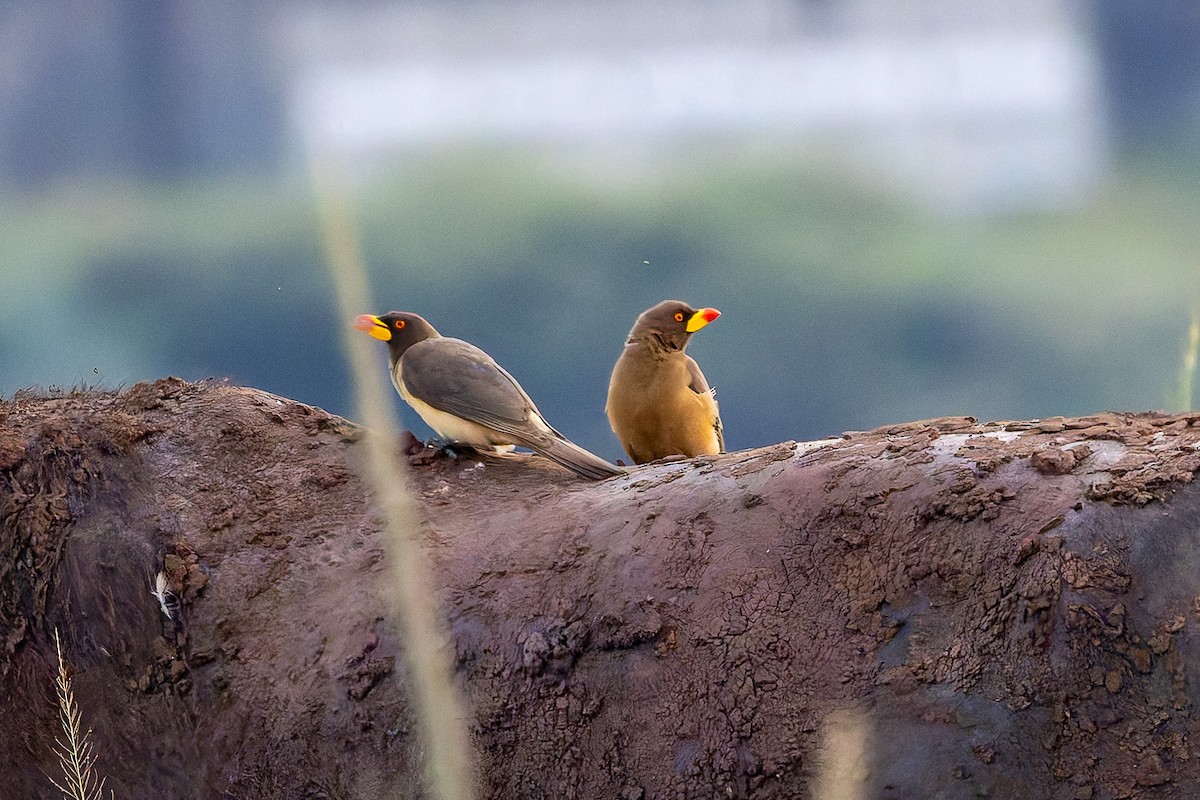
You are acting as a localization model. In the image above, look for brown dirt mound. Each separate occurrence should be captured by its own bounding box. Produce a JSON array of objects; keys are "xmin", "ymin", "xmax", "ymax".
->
[{"xmin": 2, "ymin": 378, "xmax": 1200, "ymax": 798}]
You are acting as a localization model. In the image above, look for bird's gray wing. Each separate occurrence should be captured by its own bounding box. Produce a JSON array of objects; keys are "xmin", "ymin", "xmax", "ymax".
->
[
  {"xmin": 685, "ymin": 356, "xmax": 713, "ymax": 396},
  {"xmin": 404, "ymin": 339, "xmax": 620, "ymax": 478},
  {"xmin": 687, "ymin": 355, "xmax": 724, "ymax": 451},
  {"xmin": 400, "ymin": 338, "xmax": 542, "ymax": 435}
]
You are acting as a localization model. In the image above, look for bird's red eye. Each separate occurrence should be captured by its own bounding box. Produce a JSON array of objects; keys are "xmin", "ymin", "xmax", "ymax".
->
[
  {"xmin": 674, "ymin": 312, "xmax": 684, "ymax": 322},
  {"xmin": 395, "ymin": 320, "xmax": 406, "ymax": 329}
]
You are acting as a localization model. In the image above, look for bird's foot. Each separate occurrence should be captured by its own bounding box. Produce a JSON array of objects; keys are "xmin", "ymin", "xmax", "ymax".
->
[
  {"xmin": 408, "ymin": 438, "xmax": 479, "ymax": 467},
  {"xmin": 650, "ymin": 454, "xmax": 690, "ymax": 465},
  {"xmin": 433, "ymin": 438, "xmax": 481, "ymax": 459}
]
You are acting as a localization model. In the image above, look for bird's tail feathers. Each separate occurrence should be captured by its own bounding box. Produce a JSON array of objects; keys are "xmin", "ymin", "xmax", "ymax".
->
[{"xmin": 522, "ymin": 435, "xmax": 626, "ymax": 480}]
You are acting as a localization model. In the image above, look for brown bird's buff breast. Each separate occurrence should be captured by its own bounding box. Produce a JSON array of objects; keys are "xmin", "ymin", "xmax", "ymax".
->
[{"xmin": 607, "ymin": 346, "xmax": 721, "ymax": 462}]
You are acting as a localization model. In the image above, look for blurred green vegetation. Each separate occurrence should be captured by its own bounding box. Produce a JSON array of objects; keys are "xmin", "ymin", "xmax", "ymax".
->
[{"xmin": 2, "ymin": 143, "xmax": 1197, "ymax": 461}]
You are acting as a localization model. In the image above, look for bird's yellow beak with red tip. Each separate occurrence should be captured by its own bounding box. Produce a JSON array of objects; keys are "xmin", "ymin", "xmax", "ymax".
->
[
  {"xmin": 354, "ymin": 314, "xmax": 392, "ymax": 342},
  {"xmin": 686, "ymin": 307, "xmax": 721, "ymax": 333}
]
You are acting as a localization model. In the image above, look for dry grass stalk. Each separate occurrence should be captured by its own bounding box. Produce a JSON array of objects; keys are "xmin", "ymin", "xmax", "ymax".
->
[
  {"xmin": 310, "ymin": 151, "xmax": 477, "ymax": 800},
  {"xmin": 1180, "ymin": 310, "xmax": 1199, "ymax": 412},
  {"xmin": 48, "ymin": 630, "xmax": 111, "ymax": 800},
  {"xmin": 813, "ymin": 707, "xmax": 871, "ymax": 800}
]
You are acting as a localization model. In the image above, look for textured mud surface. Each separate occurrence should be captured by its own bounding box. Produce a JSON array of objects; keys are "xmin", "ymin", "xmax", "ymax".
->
[{"xmin": 2, "ymin": 379, "xmax": 1200, "ymax": 799}]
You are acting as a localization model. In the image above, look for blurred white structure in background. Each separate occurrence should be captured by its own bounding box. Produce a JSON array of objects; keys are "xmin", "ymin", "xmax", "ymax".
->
[{"xmin": 285, "ymin": 0, "xmax": 1106, "ymax": 214}]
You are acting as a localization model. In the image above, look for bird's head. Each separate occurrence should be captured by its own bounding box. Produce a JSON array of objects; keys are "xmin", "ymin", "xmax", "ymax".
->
[
  {"xmin": 353, "ymin": 311, "xmax": 440, "ymax": 362},
  {"xmin": 627, "ymin": 300, "xmax": 720, "ymax": 352}
]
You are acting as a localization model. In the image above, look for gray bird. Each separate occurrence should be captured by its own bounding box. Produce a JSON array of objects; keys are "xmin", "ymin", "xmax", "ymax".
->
[{"xmin": 355, "ymin": 311, "xmax": 624, "ymax": 480}]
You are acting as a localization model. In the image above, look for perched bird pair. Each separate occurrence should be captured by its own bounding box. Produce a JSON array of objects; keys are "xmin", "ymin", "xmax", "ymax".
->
[{"xmin": 355, "ymin": 299, "xmax": 723, "ymax": 480}]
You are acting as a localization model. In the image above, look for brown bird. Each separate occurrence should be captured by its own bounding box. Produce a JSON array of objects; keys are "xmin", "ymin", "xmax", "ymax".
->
[
  {"xmin": 355, "ymin": 311, "xmax": 624, "ymax": 480},
  {"xmin": 606, "ymin": 300, "xmax": 724, "ymax": 464}
]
